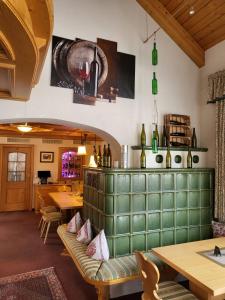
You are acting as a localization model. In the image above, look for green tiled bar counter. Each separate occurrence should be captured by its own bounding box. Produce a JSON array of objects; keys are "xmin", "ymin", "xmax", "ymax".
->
[{"xmin": 83, "ymin": 168, "xmax": 214, "ymax": 258}]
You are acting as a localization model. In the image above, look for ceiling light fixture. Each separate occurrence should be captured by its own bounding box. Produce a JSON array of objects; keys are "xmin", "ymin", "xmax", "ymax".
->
[
  {"xmin": 77, "ymin": 133, "xmax": 87, "ymax": 155},
  {"xmin": 17, "ymin": 123, "xmax": 32, "ymax": 133},
  {"xmin": 189, "ymin": 6, "xmax": 195, "ymax": 15}
]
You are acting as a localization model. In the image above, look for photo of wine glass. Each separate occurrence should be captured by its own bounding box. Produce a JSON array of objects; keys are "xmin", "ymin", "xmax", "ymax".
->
[{"xmin": 78, "ymin": 61, "xmax": 89, "ymax": 95}]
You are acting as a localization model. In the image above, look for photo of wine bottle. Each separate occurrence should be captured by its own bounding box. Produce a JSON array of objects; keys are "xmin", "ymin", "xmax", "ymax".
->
[{"xmin": 89, "ymin": 47, "xmax": 99, "ymax": 97}]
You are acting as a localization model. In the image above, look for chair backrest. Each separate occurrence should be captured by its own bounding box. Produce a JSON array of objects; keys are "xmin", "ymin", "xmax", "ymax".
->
[
  {"xmin": 135, "ymin": 252, "xmax": 161, "ymax": 300},
  {"xmin": 57, "ymin": 185, "xmax": 71, "ymax": 192},
  {"xmin": 37, "ymin": 191, "xmax": 46, "ymax": 209}
]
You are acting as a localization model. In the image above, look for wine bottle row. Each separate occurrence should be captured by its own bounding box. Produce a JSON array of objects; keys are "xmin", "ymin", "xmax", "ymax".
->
[
  {"xmin": 93, "ymin": 144, "xmax": 112, "ymax": 168},
  {"xmin": 140, "ymin": 146, "xmax": 193, "ymax": 169},
  {"xmin": 140, "ymin": 123, "xmax": 197, "ymax": 148}
]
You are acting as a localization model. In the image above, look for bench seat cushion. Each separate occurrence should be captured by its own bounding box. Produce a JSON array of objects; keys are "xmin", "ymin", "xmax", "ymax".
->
[{"xmin": 57, "ymin": 224, "xmax": 167, "ymax": 282}]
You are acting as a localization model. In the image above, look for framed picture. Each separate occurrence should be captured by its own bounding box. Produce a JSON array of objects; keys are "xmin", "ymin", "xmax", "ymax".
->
[{"xmin": 40, "ymin": 152, "xmax": 54, "ymax": 163}]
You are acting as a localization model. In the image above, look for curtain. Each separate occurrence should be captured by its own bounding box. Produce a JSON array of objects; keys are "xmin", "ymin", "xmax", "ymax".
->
[
  {"xmin": 208, "ymin": 70, "xmax": 225, "ymax": 103},
  {"xmin": 215, "ymin": 101, "xmax": 225, "ymax": 221}
]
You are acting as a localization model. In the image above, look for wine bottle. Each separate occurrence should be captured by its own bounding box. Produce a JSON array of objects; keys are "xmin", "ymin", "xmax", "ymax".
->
[
  {"xmin": 103, "ymin": 144, "xmax": 107, "ymax": 167},
  {"xmin": 169, "ymin": 120, "xmax": 186, "ymax": 126},
  {"xmin": 152, "ymin": 72, "xmax": 158, "ymax": 95},
  {"xmin": 170, "ymin": 132, "xmax": 185, "ymax": 136},
  {"xmin": 152, "ymin": 131, "xmax": 158, "ymax": 153},
  {"xmin": 93, "ymin": 145, "xmax": 97, "ymax": 164},
  {"xmin": 140, "ymin": 147, "xmax": 146, "ymax": 169},
  {"xmin": 97, "ymin": 145, "xmax": 102, "ymax": 167},
  {"xmin": 152, "ymin": 42, "xmax": 158, "ymax": 65},
  {"xmin": 166, "ymin": 147, "xmax": 171, "ymax": 168},
  {"xmin": 155, "ymin": 124, "xmax": 159, "ymax": 146},
  {"xmin": 107, "ymin": 144, "xmax": 112, "ymax": 168},
  {"xmin": 89, "ymin": 47, "xmax": 99, "ymax": 97},
  {"xmin": 162, "ymin": 125, "xmax": 167, "ymax": 147},
  {"xmin": 141, "ymin": 123, "xmax": 146, "ymax": 146},
  {"xmin": 187, "ymin": 147, "xmax": 192, "ymax": 168},
  {"xmin": 191, "ymin": 128, "xmax": 197, "ymax": 148}
]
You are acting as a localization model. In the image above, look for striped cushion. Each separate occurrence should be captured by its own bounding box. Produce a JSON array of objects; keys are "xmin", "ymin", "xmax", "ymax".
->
[
  {"xmin": 158, "ymin": 281, "xmax": 198, "ymax": 299},
  {"xmin": 57, "ymin": 224, "xmax": 167, "ymax": 282}
]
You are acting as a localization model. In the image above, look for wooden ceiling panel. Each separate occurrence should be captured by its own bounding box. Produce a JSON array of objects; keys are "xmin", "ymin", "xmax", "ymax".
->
[
  {"xmin": 137, "ymin": 0, "xmax": 225, "ymax": 67},
  {"xmin": 0, "ymin": 123, "xmax": 103, "ymax": 141}
]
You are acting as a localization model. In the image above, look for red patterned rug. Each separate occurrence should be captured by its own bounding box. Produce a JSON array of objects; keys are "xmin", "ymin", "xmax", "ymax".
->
[{"xmin": 0, "ymin": 267, "xmax": 67, "ymax": 300}]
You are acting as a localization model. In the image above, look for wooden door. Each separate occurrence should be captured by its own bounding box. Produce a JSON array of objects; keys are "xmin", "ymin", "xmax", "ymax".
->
[{"xmin": 0, "ymin": 145, "xmax": 33, "ymax": 211}]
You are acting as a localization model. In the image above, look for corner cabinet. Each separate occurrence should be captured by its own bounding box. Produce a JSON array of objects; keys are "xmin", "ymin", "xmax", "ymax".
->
[{"xmin": 58, "ymin": 147, "xmax": 84, "ymax": 181}]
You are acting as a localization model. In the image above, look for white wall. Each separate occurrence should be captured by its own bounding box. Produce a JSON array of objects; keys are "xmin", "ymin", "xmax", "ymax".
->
[
  {"xmin": 200, "ymin": 39, "xmax": 225, "ymax": 167},
  {"xmin": 0, "ymin": 0, "xmax": 202, "ymax": 167}
]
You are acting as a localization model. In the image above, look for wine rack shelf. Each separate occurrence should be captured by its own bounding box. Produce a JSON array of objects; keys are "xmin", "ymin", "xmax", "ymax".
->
[{"xmin": 131, "ymin": 146, "xmax": 208, "ymax": 152}]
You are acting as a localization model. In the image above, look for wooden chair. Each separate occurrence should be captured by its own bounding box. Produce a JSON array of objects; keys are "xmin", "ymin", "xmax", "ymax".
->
[
  {"xmin": 40, "ymin": 211, "xmax": 63, "ymax": 244},
  {"xmin": 135, "ymin": 252, "xmax": 198, "ymax": 300},
  {"xmin": 37, "ymin": 192, "xmax": 58, "ymax": 229}
]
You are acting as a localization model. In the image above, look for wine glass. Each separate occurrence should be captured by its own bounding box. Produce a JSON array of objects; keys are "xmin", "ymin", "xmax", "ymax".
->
[{"xmin": 78, "ymin": 61, "xmax": 89, "ymax": 96}]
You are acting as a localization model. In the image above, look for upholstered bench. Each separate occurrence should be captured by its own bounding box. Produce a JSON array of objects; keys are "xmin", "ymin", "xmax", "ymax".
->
[{"xmin": 57, "ymin": 224, "xmax": 175, "ymax": 300}]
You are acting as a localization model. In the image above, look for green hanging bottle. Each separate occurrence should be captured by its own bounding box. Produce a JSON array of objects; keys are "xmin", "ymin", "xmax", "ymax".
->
[
  {"xmin": 187, "ymin": 147, "xmax": 192, "ymax": 168},
  {"xmin": 155, "ymin": 124, "xmax": 159, "ymax": 146},
  {"xmin": 140, "ymin": 147, "xmax": 146, "ymax": 169},
  {"xmin": 166, "ymin": 147, "xmax": 171, "ymax": 168},
  {"xmin": 152, "ymin": 131, "xmax": 158, "ymax": 153},
  {"xmin": 141, "ymin": 123, "xmax": 146, "ymax": 146},
  {"xmin": 162, "ymin": 125, "xmax": 167, "ymax": 147},
  {"xmin": 152, "ymin": 72, "xmax": 158, "ymax": 95},
  {"xmin": 152, "ymin": 42, "xmax": 158, "ymax": 65}
]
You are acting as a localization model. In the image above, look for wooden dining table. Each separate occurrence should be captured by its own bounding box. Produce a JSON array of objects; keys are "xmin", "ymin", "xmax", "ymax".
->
[
  {"xmin": 49, "ymin": 191, "xmax": 83, "ymax": 211},
  {"xmin": 152, "ymin": 237, "xmax": 225, "ymax": 300}
]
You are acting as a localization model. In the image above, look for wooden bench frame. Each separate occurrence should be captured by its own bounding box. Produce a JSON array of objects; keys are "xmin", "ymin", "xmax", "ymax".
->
[{"xmin": 57, "ymin": 227, "xmax": 177, "ymax": 300}]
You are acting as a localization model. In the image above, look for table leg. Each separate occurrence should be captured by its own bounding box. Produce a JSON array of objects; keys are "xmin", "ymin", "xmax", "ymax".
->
[{"xmin": 189, "ymin": 282, "xmax": 225, "ymax": 300}]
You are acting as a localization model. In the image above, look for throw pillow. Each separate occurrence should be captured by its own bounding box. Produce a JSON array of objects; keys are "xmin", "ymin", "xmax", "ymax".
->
[
  {"xmin": 76, "ymin": 219, "xmax": 92, "ymax": 244},
  {"xmin": 86, "ymin": 229, "xmax": 109, "ymax": 261},
  {"xmin": 67, "ymin": 211, "xmax": 82, "ymax": 233},
  {"xmin": 212, "ymin": 220, "xmax": 225, "ymax": 237}
]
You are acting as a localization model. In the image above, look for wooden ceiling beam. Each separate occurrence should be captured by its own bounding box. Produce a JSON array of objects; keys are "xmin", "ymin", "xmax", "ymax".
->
[{"xmin": 136, "ymin": 0, "xmax": 205, "ymax": 67}]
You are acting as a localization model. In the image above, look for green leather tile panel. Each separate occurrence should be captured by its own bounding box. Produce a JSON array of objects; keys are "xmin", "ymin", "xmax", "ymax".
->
[
  {"xmin": 189, "ymin": 173, "xmax": 200, "ymax": 190},
  {"xmin": 99, "ymin": 173, "xmax": 105, "ymax": 191},
  {"xmin": 162, "ymin": 174, "xmax": 174, "ymax": 191},
  {"xmin": 116, "ymin": 194, "xmax": 130, "ymax": 213},
  {"xmin": 93, "ymin": 210, "xmax": 99, "ymax": 228},
  {"xmin": 132, "ymin": 234, "xmax": 146, "ymax": 252},
  {"xmin": 148, "ymin": 213, "xmax": 161, "ymax": 230},
  {"xmin": 201, "ymin": 225, "xmax": 212, "ymax": 239},
  {"xmin": 105, "ymin": 174, "xmax": 114, "ymax": 194},
  {"xmin": 189, "ymin": 209, "xmax": 200, "ymax": 225},
  {"xmin": 176, "ymin": 192, "xmax": 187, "ymax": 208},
  {"xmin": 147, "ymin": 232, "xmax": 160, "ymax": 248},
  {"xmin": 189, "ymin": 191, "xmax": 200, "ymax": 208},
  {"xmin": 105, "ymin": 216, "xmax": 114, "ymax": 235},
  {"xmin": 133, "ymin": 194, "xmax": 146, "ymax": 212},
  {"xmin": 106, "ymin": 238, "xmax": 113, "ymax": 257},
  {"xmin": 162, "ymin": 193, "xmax": 174, "ymax": 210},
  {"xmin": 162, "ymin": 230, "xmax": 174, "ymax": 246},
  {"xmin": 201, "ymin": 190, "xmax": 212, "ymax": 207},
  {"xmin": 132, "ymin": 214, "xmax": 146, "ymax": 232},
  {"xmin": 176, "ymin": 173, "xmax": 188, "ymax": 190},
  {"xmin": 105, "ymin": 195, "xmax": 114, "ymax": 214},
  {"xmin": 148, "ymin": 174, "xmax": 161, "ymax": 192},
  {"xmin": 132, "ymin": 174, "xmax": 146, "ymax": 192},
  {"xmin": 117, "ymin": 174, "xmax": 130, "ymax": 193},
  {"xmin": 98, "ymin": 193, "xmax": 104, "ymax": 211},
  {"xmin": 189, "ymin": 226, "xmax": 200, "ymax": 241},
  {"xmin": 162, "ymin": 212, "xmax": 174, "ymax": 228},
  {"xmin": 176, "ymin": 228, "xmax": 188, "ymax": 244},
  {"xmin": 176, "ymin": 210, "xmax": 188, "ymax": 227},
  {"xmin": 201, "ymin": 173, "xmax": 211, "ymax": 189},
  {"xmin": 201, "ymin": 208, "xmax": 212, "ymax": 225},
  {"xmin": 148, "ymin": 193, "xmax": 161, "ymax": 210},
  {"xmin": 115, "ymin": 236, "xmax": 130, "ymax": 256},
  {"xmin": 116, "ymin": 216, "xmax": 130, "ymax": 234}
]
